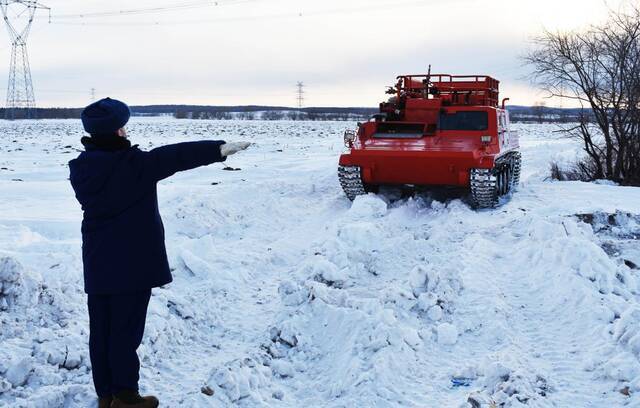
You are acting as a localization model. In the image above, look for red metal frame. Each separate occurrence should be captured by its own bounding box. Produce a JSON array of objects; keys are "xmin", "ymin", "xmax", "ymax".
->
[{"xmin": 396, "ymin": 74, "xmax": 500, "ymax": 107}]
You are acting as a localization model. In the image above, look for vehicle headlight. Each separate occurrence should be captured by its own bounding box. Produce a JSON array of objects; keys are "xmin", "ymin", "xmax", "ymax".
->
[{"xmin": 344, "ymin": 129, "xmax": 356, "ymax": 147}]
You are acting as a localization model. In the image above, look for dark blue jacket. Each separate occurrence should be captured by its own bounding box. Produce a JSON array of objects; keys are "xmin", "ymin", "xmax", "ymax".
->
[{"xmin": 69, "ymin": 139, "xmax": 226, "ymax": 294}]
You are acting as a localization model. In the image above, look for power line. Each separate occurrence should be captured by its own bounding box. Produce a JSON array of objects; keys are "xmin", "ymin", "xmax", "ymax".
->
[
  {"xmin": 54, "ymin": 1, "xmax": 209, "ymax": 18},
  {"xmin": 35, "ymin": 88, "xmax": 295, "ymax": 98},
  {"xmin": 48, "ymin": 0, "xmax": 436, "ymax": 27},
  {"xmin": 51, "ymin": 0, "xmax": 260, "ymax": 20}
]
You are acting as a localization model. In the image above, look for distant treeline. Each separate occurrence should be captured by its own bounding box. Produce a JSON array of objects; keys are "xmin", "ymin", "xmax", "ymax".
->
[
  {"xmin": 0, "ymin": 108, "xmax": 83, "ymax": 119},
  {"xmin": 174, "ymin": 110, "xmax": 375, "ymax": 121},
  {"xmin": 507, "ymin": 105, "xmax": 590, "ymax": 124},
  {"xmin": 0, "ymin": 105, "xmax": 378, "ymax": 121},
  {"xmin": 0, "ymin": 105, "xmax": 589, "ymax": 123},
  {"xmin": 158, "ymin": 105, "xmax": 378, "ymax": 121}
]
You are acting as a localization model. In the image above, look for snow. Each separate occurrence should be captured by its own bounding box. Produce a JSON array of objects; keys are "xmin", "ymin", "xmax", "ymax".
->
[
  {"xmin": 0, "ymin": 118, "xmax": 640, "ymax": 407},
  {"xmin": 436, "ymin": 323, "xmax": 458, "ymax": 346}
]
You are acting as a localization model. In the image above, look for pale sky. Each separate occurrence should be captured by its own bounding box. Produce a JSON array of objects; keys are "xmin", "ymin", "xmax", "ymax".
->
[{"xmin": 0, "ymin": 0, "xmax": 625, "ymax": 108}]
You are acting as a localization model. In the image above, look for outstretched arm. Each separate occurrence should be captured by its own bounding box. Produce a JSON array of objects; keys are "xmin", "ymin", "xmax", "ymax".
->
[{"xmin": 145, "ymin": 140, "xmax": 226, "ymax": 182}]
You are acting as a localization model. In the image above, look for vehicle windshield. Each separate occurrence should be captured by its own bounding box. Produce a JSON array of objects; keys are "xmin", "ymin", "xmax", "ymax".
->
[{"xmin": 439, "ymin": 111, "xmax": 488, "ymax": 131}]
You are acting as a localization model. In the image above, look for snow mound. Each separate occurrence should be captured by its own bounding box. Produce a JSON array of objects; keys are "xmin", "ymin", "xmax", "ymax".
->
[
  {"xmin": 578, "ymin": 211, "xmax": 640, "ymax": 284},
  {"xmin": 612, "ymin": 307, "xmax": 640, "ymax": 384},
  {"xmin": 204, "ymin": 356, "xmax": 273, "ymax": 404},
  {"xmin": 465, "ymin": 362, "xmax": 552, "ymax": 407},
  {"xmin": 269, "ymin": 293, "xmax": 423, "ymax": 401},
  {"xmin": 260, "ymin": 198, "xmax": 466, "ymax": 404},
  {"xmin": 0, "ymin": 257, "xmax": 93, "ymax": 406},
  {"xmin": 347, "ymin": 194, "xmax": 388, "ymax": 219},
  {"xmin": 296, "ymin": 256, "xmax": 348, "ymax": 288},
  {"xmin": 577, "ymin": 211, "xmax": 640, "ymax": 239},
  {"xmin": 410, "ymin": 263, "xmax": 462, "ymax": 317},
  {"xmin": 0, "ymin": 257, "xmax": 42, "ymax": 311},
  {"xmin": 4, "ymin": 358, "xmax": 33, "ymax": 388},
  {"xmin": 176, "ymin": 234, "xmax": 248, "ymax": 291},
  {"xmin": 436, "ymin": 323, "xmax": 458, "ymax": 345}
]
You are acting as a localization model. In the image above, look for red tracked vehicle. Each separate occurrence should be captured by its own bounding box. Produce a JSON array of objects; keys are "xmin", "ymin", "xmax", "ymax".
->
[{"xmin": 338, "ymin": 70, "xmax": 521, "ymax": 208}]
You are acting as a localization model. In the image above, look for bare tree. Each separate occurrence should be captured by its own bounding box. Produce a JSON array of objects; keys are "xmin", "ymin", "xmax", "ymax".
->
[{"xmin": 525, "ymin": 5, "xmax": 640, "ymax": 185}]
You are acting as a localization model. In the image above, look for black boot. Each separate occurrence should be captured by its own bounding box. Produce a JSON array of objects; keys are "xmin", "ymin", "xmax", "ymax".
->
[
  {"xmin": 111, "ymin": 390, "xmax": 159, "ymax": 407},
  {"xmin": 98, "ymin": 396, "xmax": 112, "ymax": 408}
]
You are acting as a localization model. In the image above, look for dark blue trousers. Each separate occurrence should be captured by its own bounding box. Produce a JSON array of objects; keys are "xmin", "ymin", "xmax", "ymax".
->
[{"xmin": 88, "ymin": 290, "xmax": 152, "ymax": 398}]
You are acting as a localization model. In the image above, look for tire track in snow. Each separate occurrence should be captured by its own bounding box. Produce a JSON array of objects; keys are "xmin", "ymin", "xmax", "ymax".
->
[{"xmin": 448, "ymin": 207, "xmax": 628, "ymax": 406}]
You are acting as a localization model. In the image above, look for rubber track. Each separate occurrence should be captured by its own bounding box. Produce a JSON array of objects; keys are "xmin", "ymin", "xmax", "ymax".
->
[
  {"xmin": 339, "ymin": 152, "xmax": 522, "ymax": 208},
  {"xmin": 470, "ymin": 151, "xmax": 522, "ymax": 209},
  {"xmin": 338, "ymin": 166, "xmax": 367, "ymax": 201}
]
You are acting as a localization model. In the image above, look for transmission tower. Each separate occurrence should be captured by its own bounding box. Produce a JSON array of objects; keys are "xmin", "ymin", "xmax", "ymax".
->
[
  {"xmin": 296, "ymin": 81, "xmax": 304, "ymax": 108},
  {"xmin": 1, "ymin": 1, "xmax": 50, "ymax": 120}
]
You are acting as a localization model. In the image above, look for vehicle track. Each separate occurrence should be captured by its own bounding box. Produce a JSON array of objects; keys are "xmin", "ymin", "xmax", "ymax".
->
[{"xmin": 449, "ymin": 209, "xmax": 625, "ymax": 406}]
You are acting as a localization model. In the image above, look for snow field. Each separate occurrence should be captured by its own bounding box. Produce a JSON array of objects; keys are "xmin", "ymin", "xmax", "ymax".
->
[{"xmin": 0, "ymin": 119, "xmax": 640, "ymax": 407}]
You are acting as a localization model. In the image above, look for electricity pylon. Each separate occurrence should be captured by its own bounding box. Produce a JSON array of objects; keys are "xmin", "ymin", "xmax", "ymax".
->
[
  {"xmin": 1, "ymin": 1, "xmax": 50, "ymax": 120},
  {"xmin": 296, "ymin": 81, "xmax": 304, "ymax": 108}
]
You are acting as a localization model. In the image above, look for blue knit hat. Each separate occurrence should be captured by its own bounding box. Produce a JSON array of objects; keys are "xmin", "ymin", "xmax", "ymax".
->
[{"xmin": 81, "ymin": 97, "xmax": 130, "ymax": 136}]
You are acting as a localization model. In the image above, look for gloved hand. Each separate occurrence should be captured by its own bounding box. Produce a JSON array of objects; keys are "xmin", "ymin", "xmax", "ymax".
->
[{"xmin": 220, "ymin": 142, "xmax": 251, "ymax": 157}]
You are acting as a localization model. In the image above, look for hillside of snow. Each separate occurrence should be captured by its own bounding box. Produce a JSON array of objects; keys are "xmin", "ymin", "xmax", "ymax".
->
[{"xmin": 1, "ymin": 118, "xmax": 640, "ymax": 407}]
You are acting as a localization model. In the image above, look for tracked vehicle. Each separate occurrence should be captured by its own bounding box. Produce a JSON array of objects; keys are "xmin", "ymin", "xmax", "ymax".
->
[{"xmin": 338, "ymin": 70, "xmax": 521, "ymax": 208}]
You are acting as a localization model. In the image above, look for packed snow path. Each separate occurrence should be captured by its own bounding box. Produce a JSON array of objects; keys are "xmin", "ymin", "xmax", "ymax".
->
[{"xmin": 1, "ymin": 118, "xmax": 640, "ymax": 407}]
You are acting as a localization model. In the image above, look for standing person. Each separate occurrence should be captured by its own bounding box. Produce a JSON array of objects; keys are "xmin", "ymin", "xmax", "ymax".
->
[{"xmin": 69, "ymin": 98, "xmax": 250, "ymax": 408}]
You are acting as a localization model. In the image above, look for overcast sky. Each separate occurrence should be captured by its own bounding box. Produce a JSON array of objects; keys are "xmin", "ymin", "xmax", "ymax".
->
[{"xmin": 0, "ymin": 0, "xmax": 625, "ymax": 108}]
